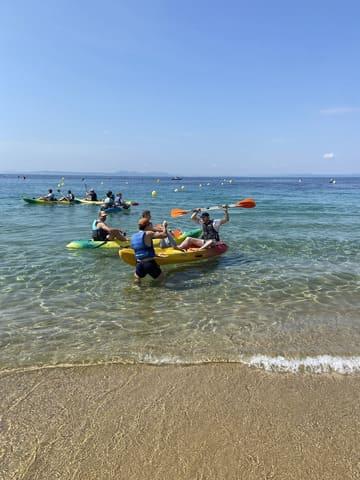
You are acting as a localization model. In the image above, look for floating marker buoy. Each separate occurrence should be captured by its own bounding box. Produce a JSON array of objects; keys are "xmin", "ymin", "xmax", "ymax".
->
[
  {"xmin": 207, "ymin": 183, "xmax": 210, "ymax": 186},
  {"xmin": 221, "ymin": 182, "xmax": 224, "ymax": 185},
  {"xmin": 174, "ymin": 188, "xmax": 178, "ymax": 192},
  {"xmin": 181, "ymin": 185, "xmax": 185, "ymax": 190},
  {"xmin": 199, "ymin": 184, "xmax": 202, "ymax": 187},
  {"xmin": 229, "ymin": 179, "xmax": 233, "ymax": 183},
  {"xmin": 156, "ymin": 179, "xmax": 160, "ymax": 183},
  {"xmin": 152, "ymin": 190, "xmax": 157, "ymax": 197}
]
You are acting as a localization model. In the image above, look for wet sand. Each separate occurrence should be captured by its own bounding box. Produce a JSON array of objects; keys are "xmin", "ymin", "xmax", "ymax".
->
[{"xmin": 1, "ymin": 363, "xmax": 359, "ymax": 480}]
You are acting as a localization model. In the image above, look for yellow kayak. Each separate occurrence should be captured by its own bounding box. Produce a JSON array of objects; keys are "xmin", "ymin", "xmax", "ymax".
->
[{"xmin": 119, "ymin": 243, "xmax": 228, "ymax": 266}]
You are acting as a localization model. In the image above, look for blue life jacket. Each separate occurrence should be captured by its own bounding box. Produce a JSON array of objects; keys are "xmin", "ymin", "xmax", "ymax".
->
[{"xmin": 131, "ymin": 231, "xmax": 155, "ymax": 261}]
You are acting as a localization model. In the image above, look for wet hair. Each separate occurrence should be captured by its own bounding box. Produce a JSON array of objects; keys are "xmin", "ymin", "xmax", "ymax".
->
[
  {"xmin": 142, "ymin": 210, "xmax": 151, "ymax": 218},
  {"xmin": 138, "ymin": 218, "xmax": 150, "ymax": 230}
]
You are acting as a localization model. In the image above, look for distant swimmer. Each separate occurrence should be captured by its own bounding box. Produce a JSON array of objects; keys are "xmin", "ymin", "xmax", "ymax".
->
[
  {"xmin": 40, "ymin": 188, "xmax": 56, "ymax": 201},
  {"xmin": 92, "ymin": 210, "xmax": 127, "ymax": 242}
]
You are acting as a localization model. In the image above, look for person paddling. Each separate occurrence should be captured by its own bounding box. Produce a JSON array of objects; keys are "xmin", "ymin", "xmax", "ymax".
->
[
  {"xmin": 177, "ymin": 206, "xmax": 229, "ymax": 250},
  {"xmin": 40, "ymin": 188, "xmax": 56, "ymax": 201},
  {"xmin": 92, "ymin": 210, "xmax": 127, "ymax": 242},
  {"xmin": 131, "ymin": 217, "xmax": 169, "ymax": 283},
  {"xmin": 86, "ymin": 188, "xmax": 98, "ymax": 201},
  {"xmin": 59, "ymin": 190, "xmax": 75, "ymax": 202},
  {"xmin": 103, "ymin": 191, "xmax": 115, "ymax": 209}
]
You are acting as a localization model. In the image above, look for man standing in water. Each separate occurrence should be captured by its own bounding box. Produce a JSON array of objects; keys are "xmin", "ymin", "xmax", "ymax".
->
[{"xmin": 131, "ymin": 218, "xmax": 169, "ymax": 283}]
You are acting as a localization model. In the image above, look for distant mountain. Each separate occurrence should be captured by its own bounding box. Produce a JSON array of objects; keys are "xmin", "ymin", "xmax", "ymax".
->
[{"xmin": 1, "ymin": 169, "xmax": 171, "ymax": 176}]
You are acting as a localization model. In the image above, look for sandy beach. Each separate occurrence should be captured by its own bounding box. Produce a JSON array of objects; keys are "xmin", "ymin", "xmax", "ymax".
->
[{"xmin": 1, "ymin": 363, "xmax": 359, "ymax": 480}]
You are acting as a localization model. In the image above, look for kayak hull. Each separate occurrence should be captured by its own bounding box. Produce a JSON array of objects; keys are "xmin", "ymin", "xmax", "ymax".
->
[
  {"xmin": 67, "ymin": 239, "xmax": 129, "ymax": 249},
  {"xmin": 66, "ymin": 228, "xmax": 202, "ymax": 250},
  {"xmin": 23, "ymin": 197, "xmax": 81, "ymax": 205},
  {"xmin": 119, "ymin": 243, "xmax": 228, "ymax": 266}
]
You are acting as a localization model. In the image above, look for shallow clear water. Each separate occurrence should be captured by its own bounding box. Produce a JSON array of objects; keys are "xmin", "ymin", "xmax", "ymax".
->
[{"xmin": 1, "ymin": 174, "xmax": 360, "ymax": 372}]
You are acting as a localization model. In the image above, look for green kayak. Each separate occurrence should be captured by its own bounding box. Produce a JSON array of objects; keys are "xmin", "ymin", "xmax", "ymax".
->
[
  {"xmin": 23, "ymin": 197, "xmax": 81, "ymax": 205},
  {"xmin": 66, "ymin": 228, "xmax": 202, "ymax": 250}
]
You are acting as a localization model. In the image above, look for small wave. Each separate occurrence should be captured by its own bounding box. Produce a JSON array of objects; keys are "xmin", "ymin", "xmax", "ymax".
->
[
  {"xmin": 2, "ymin": 354, "xmax": 360, "ymax": 375},
  {"xmin": 244, "ymin": 355, "xmax": 360, "ymax": 374}
]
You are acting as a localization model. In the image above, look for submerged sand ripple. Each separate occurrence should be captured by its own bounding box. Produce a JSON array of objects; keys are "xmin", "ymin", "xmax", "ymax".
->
[{"xmin": 1, "ymin": 364, "xmax": 360, "ymax": 479}]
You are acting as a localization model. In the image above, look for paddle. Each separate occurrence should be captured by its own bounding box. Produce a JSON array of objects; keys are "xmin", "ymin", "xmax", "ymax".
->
[{"xmin": 170, "ymin": 198, "xmax": 256, "ymax": 218}]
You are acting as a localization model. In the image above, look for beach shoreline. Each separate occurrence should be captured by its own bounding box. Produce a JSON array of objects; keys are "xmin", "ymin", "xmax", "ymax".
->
[{"xmin": 1, "ymin": 363, "xmax": 359, "ymax": 479}]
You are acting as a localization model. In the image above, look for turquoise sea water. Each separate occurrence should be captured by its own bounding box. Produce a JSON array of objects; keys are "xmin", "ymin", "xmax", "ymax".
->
[{"xmin": 1, "ymin": 174, "xmax": 360, "ymax": 373}]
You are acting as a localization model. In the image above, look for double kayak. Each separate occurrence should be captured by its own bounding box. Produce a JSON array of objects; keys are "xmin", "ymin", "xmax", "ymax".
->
[
  {"xmin": 76, "ymin": 199, "xmax": 137, "ymax": 207},
  {"xmin": 66, "ymin": 228, "xmax": 202, "ymax": 250},
  {"xmin": 119, "ymin": 242, "xmax": 228, "ymax": 266},
  {"xmin": 23, "ymin": 197, "xmax": 81, "ymax": 205}
]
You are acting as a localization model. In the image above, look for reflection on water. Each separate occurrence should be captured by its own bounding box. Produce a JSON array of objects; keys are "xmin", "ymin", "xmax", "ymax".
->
[{"xmin": 1, "ymin": 175, "xmax": 360, "ymax": 371}]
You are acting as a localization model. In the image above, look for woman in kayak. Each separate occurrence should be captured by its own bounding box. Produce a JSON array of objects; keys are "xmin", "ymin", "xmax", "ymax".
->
[
  {"xmin": 131, "ymin": 218, "xmax": 169, "ymax": 283},
  {"xmin": 92, "ymin": 210, "xmax": 127, "ymax": 242},
  {"xmin": 177, "ymin": 206, "xmax": 229, "ymax": 250}
]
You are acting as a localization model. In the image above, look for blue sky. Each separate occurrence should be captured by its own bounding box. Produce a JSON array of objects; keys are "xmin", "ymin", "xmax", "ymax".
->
[{"xmin": 0, "ymin": 0, "xmax": 359, "ymax": 175}]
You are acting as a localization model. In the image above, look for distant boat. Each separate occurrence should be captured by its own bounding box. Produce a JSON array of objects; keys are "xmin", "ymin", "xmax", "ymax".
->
[{"xmin": 171, "ymin": 176, "xmax": 182, "ymax": 180}]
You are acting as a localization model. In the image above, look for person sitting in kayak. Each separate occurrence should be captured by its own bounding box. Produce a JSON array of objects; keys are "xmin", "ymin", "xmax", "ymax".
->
[
  {"xmin": 141, "ymin": 210, "xmax": 180, "ymax": 249},
  {"xmin": 131, "ymin": 218, "xmax": 169, "ymax": 282},
  {"xmin": 92, "ymin": 210, "xmax": 127, "ymax": 242},
  {"xmin": 177, "ymin": 206, "xmax": 229, "ymax": 250},
  {"xmin": 40, "ymin": 189, "xmax": 56, "ymax": 201},
  {"xmin": 103, "ymin": 191, "xmax": 115, "ymax": 209},
  {"xmin": 59, "ymin": 190, "xmax": 75, "ymax": 202},
  {"xmin": 86, "ymin": 188, "xmax": 98, "ymax": 201},
  {"xmin": 114, "ymin": 192, "xmax": 129, "ymax": 209}
]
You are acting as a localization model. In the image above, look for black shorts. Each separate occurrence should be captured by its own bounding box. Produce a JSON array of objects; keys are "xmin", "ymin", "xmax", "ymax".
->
[{"xmin": 135, "ymin": 259, "xmax": 162, "ymax": 279}]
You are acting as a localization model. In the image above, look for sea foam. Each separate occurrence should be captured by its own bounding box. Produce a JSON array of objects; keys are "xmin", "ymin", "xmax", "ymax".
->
[{"xmin": 244, "ymin": 355, "xmax": 360, "ymax": 374}]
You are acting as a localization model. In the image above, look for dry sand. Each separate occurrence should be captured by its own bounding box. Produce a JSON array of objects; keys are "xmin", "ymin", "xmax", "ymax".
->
[{"xmin": 1, "ymin": 363, "xmax": 360, "ymax": 480}]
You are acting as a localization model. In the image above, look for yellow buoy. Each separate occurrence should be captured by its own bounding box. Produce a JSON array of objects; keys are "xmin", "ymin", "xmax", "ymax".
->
[{"xmin": 151, "ymin": 190, "xmax": 157, "ymax": 197}]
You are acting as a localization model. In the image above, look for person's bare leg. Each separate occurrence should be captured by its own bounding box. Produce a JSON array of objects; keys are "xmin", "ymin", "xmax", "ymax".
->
[
  {"xmin": 177, "ymin": 237, "xmax": 204, "ymax": 250},
  {"xmin": 198, "ymin": 239, "xmax": 215, "ymax": 250},
  {"xmin": 108, "ymin": 230, "xmax": 127, "ymax": 241}
]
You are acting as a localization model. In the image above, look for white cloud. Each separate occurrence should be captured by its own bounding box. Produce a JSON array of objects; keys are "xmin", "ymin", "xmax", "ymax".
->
[
  {"xmin": 320, "ymin": 107, "xmax": 360, "ymax": 115},
  {"xmin": 323, "ymin": 152, "xmax": 334, "ymax": 159}
]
